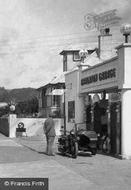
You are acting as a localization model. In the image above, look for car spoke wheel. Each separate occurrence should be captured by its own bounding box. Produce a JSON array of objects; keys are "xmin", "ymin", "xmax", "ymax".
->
[{"xmin": 71, "ymin": 142, "xmax": 78, "ymax": 158}]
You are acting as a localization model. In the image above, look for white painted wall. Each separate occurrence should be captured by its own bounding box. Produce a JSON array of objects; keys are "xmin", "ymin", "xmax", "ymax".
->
[
  {"xmin": 124, "ymin": 44, "xmax": 131, "ymax": 88},
  {"xmin": 118, "ymin": 44, "xmax": 131, "ymax": 159},
  {"xmin": 9, "ymin": 115, "xmax": 63, "ymax": 138},
  {"xmin": 121, "ymin": 90, "xmax": 131, "ymax": 159},
  {"xmin": 65, "ymin": 69, "xmax": 85, "ymax": 131},
  {"xmin": 116, "ymin": 44, "xmax": 124, "ymax": 89},
  {"xmin": 67, "ymin": 54, "xmax": 78, "ymax": 71}
]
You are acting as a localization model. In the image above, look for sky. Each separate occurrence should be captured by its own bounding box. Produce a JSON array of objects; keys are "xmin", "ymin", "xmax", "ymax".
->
[{"xmin": 0, "ymin": 0, "xmax": 131, "ymax": 89}]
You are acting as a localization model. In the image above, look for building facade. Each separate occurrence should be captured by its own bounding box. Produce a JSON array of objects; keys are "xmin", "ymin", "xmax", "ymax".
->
[{"xmin": 65, "ymin": 43, "xmax": 131, "ymax": 159}]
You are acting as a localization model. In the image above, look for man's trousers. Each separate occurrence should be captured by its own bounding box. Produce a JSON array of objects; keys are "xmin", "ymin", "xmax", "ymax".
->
[{"xmin": 46, "ymin": 136, "xmax": 55, "ymax": 155}]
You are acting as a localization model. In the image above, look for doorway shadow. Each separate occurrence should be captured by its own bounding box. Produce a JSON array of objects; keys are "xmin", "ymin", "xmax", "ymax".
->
[
  {"xmin": 56, "ymin": 151, "xmax": 92, "ymax": 158},
  {"xmin": 97, "ymin": 151, "xmax": 122, "ymax": 159}
]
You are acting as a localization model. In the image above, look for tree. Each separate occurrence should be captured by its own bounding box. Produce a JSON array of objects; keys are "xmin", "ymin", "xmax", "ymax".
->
[{"xmin": 16, "ymin": 97, "xmax": 38, "ymax": 116}]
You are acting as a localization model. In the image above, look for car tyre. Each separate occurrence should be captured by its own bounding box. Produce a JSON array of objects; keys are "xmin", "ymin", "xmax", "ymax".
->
[{"xmin": 71, "ymin": 142, "xmax": 78, "ymax": 158}]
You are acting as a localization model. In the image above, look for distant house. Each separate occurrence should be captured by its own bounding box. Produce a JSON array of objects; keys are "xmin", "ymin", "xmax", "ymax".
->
[{"xmin": 37, "ymin": 73, "xmax": 65, "ymax": 118}]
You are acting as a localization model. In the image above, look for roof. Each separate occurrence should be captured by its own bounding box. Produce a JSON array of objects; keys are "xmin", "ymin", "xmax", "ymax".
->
[
  {"xmin": 65, "ymin": 49, "xmax": 118, "ymax": 75},
  {"xmin": 59, "ymin": 47, "xmax": 96, "ymax": 55},
  {"xmin": 81, "ymin": 48, "xmax": 117, "ymax": 68},
  {"xmin": 60, "ymin": 50, "xmax": 80, "ymax": 55},
  {"xmin": 49, "ymin": 72, "xmax": 65, "ymax": 84},
  {"xmin": 37, "ymin": 72, "xmax": 65, "ymax": 90}
]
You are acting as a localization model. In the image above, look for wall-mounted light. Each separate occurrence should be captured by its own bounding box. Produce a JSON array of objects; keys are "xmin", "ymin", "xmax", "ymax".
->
[
  {"xmin": 120, "ymin": 24, "xmax": 131, "ymax": 43},
  {"xmin": 79, "ymin": 49, "xmax": 88, "ymax": 63}
]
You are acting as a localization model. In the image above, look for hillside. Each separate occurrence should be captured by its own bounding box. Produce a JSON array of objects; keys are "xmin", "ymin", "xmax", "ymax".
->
[{"xmin": 0, "ymin": 87, "xmax": 38, "ymax": 103}]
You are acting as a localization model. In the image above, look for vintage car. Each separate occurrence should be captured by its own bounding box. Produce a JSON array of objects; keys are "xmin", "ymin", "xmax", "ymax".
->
[{"xmin": 58, "ymin": 124, "xmax": 98, "ymax": 158}]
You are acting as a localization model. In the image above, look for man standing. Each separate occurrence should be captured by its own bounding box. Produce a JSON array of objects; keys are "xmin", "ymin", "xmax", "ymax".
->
[{"xmin": 43, "ymin": 113, "xmax": 56, "ymax": 156}]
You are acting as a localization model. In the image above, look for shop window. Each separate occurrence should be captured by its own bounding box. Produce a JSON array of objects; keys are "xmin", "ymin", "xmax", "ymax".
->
[{"xmin": 68, "ymin": 101, "xmax": 75, "ymax": 122}]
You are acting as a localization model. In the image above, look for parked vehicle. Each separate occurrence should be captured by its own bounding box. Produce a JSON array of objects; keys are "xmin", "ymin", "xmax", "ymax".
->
[
  {"xmin": 58, "ymin": 123, "xmax": 98, "ymax": 158},
  {"xmin": 58, "ymin": 129, "xmax": 78, "ymax": 158},
  {"xmin": 77, "ymin": 129, "xmax": 98, "ymax": 155}
]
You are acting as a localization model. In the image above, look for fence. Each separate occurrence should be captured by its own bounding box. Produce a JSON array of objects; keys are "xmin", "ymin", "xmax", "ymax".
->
[{"xmin": 0, "ymin": 117, "xmax": 9, "ymax": 137}]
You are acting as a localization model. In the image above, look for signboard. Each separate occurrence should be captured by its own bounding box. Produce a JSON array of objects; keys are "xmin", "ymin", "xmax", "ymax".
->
[
  {"xmin": 81, "ymin": 68, "xmax": 116, "ymax": 86},
  {"xmin": 80, "ymin": 58, "xmax": 118, "ymax": 93},
  {"xmin": 84, "ymin": 9, "xmax": 122, "ymax": 31}
]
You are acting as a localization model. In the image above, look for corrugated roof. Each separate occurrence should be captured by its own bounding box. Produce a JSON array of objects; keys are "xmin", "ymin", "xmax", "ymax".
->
[
  {"xmin": 81, "ymin": 49, "xmax": 117, "ymax": 69},
  {"xmin": 37, "ymin": 72, "xmax": 65, "ymax": 90},
  {"xmin": 49, "ymin": 72, "xmax": 65, "ymax": 84}
]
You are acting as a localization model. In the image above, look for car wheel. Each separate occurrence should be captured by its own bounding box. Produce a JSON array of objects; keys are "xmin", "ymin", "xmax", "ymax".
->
[{"xmin": 71, "ymin": 142, "xmax": 78, "ymax": 158}]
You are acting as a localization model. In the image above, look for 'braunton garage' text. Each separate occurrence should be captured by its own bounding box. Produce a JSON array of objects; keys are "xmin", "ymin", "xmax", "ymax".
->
[{"xmin": 81, "ymin": 68, "xmax": 116, "ymax": 86}]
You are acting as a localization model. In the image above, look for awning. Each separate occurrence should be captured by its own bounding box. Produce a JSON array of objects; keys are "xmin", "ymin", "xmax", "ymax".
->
[{"xmin": 49, "ymin": 89, "xmax": 65, "ymax": 95}]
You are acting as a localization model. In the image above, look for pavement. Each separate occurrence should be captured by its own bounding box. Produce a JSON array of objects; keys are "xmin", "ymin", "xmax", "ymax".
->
[
  {"xmin": 0, "ymin": 134, "xmax": 95, "ymax": 190},
  {"xmin": 0, "ymin": 133, "xmax": 131, "ymax": 190}
]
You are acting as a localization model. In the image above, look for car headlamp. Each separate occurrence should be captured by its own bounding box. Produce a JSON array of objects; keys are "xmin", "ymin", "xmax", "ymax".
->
[{"xmin": 70, "ymin": 131, "xmax": 75, "ymax": 135}]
